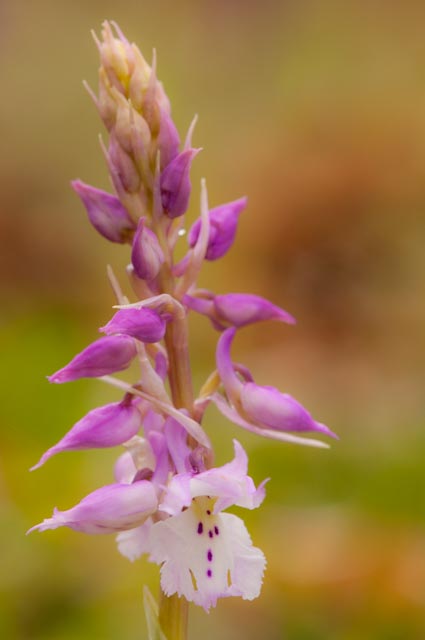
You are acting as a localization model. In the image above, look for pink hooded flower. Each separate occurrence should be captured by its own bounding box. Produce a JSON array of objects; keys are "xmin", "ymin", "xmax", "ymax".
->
[
  {"xmin": 184, "ymin": 291, "xmax": 295, "ymax": 330},
  {"xmin": 116, "ymin": 439, "xmax": 267, "ymax": 611},
  {"xmin": 28, "ymin": 481, "xmax": 158, "ymax": 535},
  {"xmin": 48, "ymin": 335, "xmax": 137, "ymax": 383},
  {"xmin": 160, "ymin": 148, "xmax": 200, "ymax": 218},
  {"xmin": 30, "ymin": 397, "xmax": 144, "ymax": 470},
  {"xmin": 214, "ymin": 328, "xmax": 337, "ymax": 447},
  {"xmin": 72, "ymin": 180, "xmax": 135, "ymax": 243},
  {"xmin": 188, "ymin": 197, "xmax": 246, "ymax": 260}
]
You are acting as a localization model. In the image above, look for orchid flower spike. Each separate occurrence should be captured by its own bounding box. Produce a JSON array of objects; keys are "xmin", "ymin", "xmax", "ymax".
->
[{"xmin": 33, "ymin": 21, "xmax": 337, "ymax": 631}]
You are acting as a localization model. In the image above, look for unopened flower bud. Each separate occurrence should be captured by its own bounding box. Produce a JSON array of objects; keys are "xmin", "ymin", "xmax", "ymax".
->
[
  {"xmin": 98, "ymin": 21, "xmax": 133, "ymax": 94},
  {"xmin": 151, "ymin": 80, "xmax": 171, "ymax": 120},
  {"xmin": 71, "ymin": 180, "xmax": 135, "ymax": 243},
  {"xmin": 141, "ymin": 51, "xmax": 171, "ymax": 133},
  {"xmin": 31, "ymin": 398, "xmax": 143, "ymax": 470},
  {"xmin": 100, "ymin": 307, "xmax": 166, "ymax": 343},
  {"xmin": 128, "ymin": 45, "xmax": 153, "ymax": 111},
  {"xmin": 108, "ymin": 134, "xmax": 141, "ymax": 194},
  {"xmin": 96, "ymin": 68, "xmax": 118, "ymax": 130},
  {"xmin": 156, "ymin": 107, "xmax": 180, "ymax": 169},
  {"xmin": 161, "ymin": 148, "xmax": 200, "ymax": 218},
  {"xmin": 48, "ymin": 335, "xmax": 137, "ymax": 383},
  {"xmin": 114, "ymin": 92, "xmax": 152, "ymax": 157},
  {"xmin": 131, "ymin": 218, "xmax": 165, "ymax": 281},
  {"xmin": 188, "ymin": 197, "xmax": 246, "ymax": 260}
]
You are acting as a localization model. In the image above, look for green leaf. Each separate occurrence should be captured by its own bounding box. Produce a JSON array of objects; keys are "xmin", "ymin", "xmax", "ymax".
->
[{"xmin": 143, "ymin": 586, "xmax": 168, "ymax": 640}]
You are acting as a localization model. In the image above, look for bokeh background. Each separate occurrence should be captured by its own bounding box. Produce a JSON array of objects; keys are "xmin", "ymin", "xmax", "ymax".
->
[{"xmin": 1, "ymin": 1, "xmax": 425, "ymax": 638}]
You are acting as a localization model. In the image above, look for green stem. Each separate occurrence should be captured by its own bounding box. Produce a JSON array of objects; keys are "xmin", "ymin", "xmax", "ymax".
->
[
  {"xmin": 156, "ymin": 243, "xmax": 192, "ymax": 639},
  {"xmin": 158, "ymin": 315, "xmax": 192, "ymax": 639},
  {"xmin": 159, "ymin": 593, "xmax": 189, "ymax": 640},
  {"xmin": 164, "ymin": 318, "xmax": 194, "ymax": 413}
]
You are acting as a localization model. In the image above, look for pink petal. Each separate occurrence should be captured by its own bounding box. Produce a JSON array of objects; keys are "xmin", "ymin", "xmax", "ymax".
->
[
  {"xmin": 28, "ymin": 481, "xmax": 158, "ymax": 535},
  {"xmin": 48, "ymin": 335, "xmax": 137, "ymax": 383}
]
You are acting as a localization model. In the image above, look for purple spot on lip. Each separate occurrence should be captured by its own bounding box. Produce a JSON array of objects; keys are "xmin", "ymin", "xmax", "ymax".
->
[
  {"xmin": 207, "ymin": 549, "xmax": 213, "ymax": 562},
  {"xmin": 206, "ymin": 510, "xmax": 211, "ymax": 515},
  {"xmin": 207, "ymin": 569, "xmax": 212, "ymax": 578},
  {"xmin": 208, "ymin": 530, "xmax": 213, "ymax": 538},
  {"xmin": 214, "ymin": 526, "xmax": 219, "ymax": 535},
  {"xmin": 197, "ymin": 522, "xmax": 203, "ymax": 534}
]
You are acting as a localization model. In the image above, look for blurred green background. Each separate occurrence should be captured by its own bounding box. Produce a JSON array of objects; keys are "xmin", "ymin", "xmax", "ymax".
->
[{"xmin": 1, "ymin": 0, "xmax": 425, "ymax": 638}]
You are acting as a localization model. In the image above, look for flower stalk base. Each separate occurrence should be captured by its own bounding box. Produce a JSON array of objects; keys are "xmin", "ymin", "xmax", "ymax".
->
[{"xmin": 159, "ymin": 593, "xmax": 189, "ymax": 640}]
